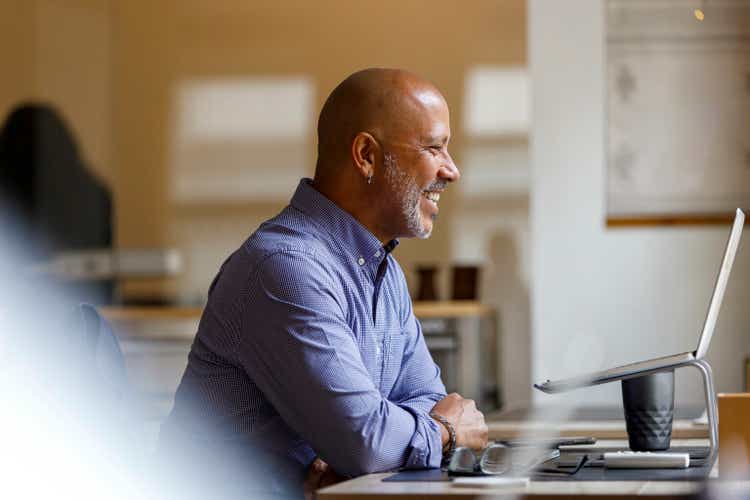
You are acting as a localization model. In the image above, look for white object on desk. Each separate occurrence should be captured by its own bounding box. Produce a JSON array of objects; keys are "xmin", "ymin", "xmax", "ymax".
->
[
  {"xmin": 29, "ymin": 248, "xmax": 183, "ymax": 280},
  {"xmin": 452, "ymin": 476, "xmax": 530, "ymax": 488},
  {"xmin": 603, "ymin": 451, "xmax": 690, "ymax": 469}
]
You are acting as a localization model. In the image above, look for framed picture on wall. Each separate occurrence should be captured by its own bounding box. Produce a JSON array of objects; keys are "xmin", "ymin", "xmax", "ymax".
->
[{"xmin": 606, "ymin": 0, "xmax": 750, "ymax": 226}]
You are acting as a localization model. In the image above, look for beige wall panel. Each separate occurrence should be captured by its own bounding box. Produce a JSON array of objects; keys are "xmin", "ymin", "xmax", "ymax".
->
[
  {"xmin": 112, "ymin": 2, "xmax": 173, "ymax": 250},
  {"xmin": 0, "ymin": 1, "xmax": 35, "ymax": 122},
  {"xmin": 0, "ymin": 1, "xmax": 112, "ymax": 182},
  {"xmin": 33, "ymin": 0, "xmax": 113, "ymax": 183}
]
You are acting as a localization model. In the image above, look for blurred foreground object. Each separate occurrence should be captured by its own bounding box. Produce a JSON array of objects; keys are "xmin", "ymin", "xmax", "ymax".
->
[{"xmin": 1, "ymin": 292, "xmax": 145, "ymax": 498}]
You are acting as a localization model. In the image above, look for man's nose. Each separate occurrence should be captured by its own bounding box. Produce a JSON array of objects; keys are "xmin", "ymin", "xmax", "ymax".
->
[{"xmin": 439, "ymin": 152, "xmax": 460, "ymax": 182}]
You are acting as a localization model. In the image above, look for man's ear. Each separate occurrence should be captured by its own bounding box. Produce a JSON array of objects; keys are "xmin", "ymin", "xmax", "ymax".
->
[{"xmin": 351, "ymin": 132, "xmax": 378, "ymax": 180}]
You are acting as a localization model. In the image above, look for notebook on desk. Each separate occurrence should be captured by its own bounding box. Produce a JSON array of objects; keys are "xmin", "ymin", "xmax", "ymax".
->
[{"xmin": 535, "ymin": 208, "xmax": 745, "ymax": 394}]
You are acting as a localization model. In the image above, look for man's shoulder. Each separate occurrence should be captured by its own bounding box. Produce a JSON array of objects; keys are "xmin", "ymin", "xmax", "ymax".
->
[
  {"xmin": 242, "ymin": 206, "xmax": 329, "ymax": 262},
  {"xmin": 206, "ymin": 210, "xmax": 342, "ymax": 313},
  {"xmin": 241, "ymin": 220, "xmax": 346, "ymax": 311}
]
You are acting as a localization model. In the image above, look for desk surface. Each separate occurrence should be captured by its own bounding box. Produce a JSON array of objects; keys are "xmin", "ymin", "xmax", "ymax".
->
[
  {"xmin": 488, "ymin": 419, "xmax": 708, "ymax": 440},
  {"xmin": 486, "ymin": 406, "xmax": 708, "ymax": 440},
  {"xmin": 317, "ymin": 439, "xmax": 716, "ymax": 499}
]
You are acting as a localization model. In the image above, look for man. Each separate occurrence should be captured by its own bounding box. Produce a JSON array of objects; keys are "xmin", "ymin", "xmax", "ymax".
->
[{"xmin": 160, "ymin": 68, "xmax": 488, "ymax": 499}]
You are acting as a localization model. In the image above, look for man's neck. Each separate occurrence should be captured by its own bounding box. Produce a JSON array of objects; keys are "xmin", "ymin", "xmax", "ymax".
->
[{"xmin": 311, "ymin": 178, "xmax": 393, "ymax": 245}]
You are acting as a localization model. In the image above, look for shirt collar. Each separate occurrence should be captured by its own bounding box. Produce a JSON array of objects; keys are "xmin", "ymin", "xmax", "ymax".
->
[{"xmin": 290, "ymin": 178, "xmax": 399, "ymax": 267}]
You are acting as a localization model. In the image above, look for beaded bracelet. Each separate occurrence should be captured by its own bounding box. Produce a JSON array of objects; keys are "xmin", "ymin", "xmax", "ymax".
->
[{"xmin": 429, "ymin": 411, "xmax": 456, "ymax": 463}]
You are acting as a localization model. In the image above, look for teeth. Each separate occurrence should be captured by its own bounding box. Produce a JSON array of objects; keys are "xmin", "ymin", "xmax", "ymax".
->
[{"xmin": 424, "ymin": 191, "xmax": 440, "ymax": 203}]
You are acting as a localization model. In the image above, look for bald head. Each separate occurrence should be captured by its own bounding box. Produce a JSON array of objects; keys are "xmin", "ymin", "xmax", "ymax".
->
[
  {"xmin": 311, "ymin": 68, "xmax": 458, "ymax": 243},
  {"xmin": 315, "ymin": 68, "xmax": 445, "ymax": 176}
]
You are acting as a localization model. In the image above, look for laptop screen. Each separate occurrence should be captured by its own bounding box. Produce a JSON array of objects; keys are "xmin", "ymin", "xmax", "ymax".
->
[{"xmin": 695, "ymin": 208, "xmax": 745, "ymax": 359}]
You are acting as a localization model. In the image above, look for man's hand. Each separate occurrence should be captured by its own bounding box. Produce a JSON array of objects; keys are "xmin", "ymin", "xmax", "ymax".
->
[
  {"xmin": 430, "ymin": 393, "xmax": 488, "ymax": 450},
  {"xmin": 303, "ymin": 457, "xmax": 345, "ymax": 500}
]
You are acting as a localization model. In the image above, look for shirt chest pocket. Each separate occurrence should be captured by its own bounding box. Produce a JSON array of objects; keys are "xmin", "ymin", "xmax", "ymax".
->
[{"xmin": 379, "ymin": 327, "xmax": 408, "ymax": 394}]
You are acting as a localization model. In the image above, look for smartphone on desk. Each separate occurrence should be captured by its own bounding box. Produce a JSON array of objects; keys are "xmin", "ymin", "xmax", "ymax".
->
[{"xmin": 498, "ymin": 436, "xmax": 596, "ymax": 449}]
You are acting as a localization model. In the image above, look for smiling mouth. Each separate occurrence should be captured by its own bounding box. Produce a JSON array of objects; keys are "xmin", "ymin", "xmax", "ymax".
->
[{"xmin": 422, "ymin": 191, "xmax": 441, "ymax": 205}]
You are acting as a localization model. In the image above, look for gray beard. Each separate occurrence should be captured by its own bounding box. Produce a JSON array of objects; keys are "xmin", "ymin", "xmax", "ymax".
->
[{"xmin": 383, "ymin": 152, "xmax": 432, "ymax": 239}]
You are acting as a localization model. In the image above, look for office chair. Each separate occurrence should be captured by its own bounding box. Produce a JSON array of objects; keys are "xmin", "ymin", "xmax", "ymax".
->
[{"xmin": 75, "ymin": 303, "xmax": 128, "ymax": 400}]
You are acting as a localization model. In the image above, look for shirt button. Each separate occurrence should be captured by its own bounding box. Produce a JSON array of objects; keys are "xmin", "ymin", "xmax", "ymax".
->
[
  {"xmin": 357, "ymin": 257, "xmax": 365, "ymax": 266},
  {"xmin": 374, "ymin": 251, "xmax": 381, "ymax": 257}
]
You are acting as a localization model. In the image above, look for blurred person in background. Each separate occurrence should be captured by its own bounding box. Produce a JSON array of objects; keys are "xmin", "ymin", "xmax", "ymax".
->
[
  {"xmin": 159, "ymin": 68, "xmax": 487, "ymax": 499},
  {"xmin": 0, "ymin": 103, "xmax": 114, "ymax": 304}
]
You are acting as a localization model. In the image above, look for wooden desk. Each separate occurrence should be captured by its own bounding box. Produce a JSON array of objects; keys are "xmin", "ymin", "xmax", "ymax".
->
[
  {"xmin": 318, "ymin": 472, "xmax": 703, "ymax": 499},
  {"xmin": 484, "ymin": 406, "xmax": 709, "ymax": 441},
  {"xmin": 487, "ymin": 419, "xmax": 708, "ymax": 441},
  {"xmin": 317, "ymin": 439, "xmax": 715, "ymax": 499}
]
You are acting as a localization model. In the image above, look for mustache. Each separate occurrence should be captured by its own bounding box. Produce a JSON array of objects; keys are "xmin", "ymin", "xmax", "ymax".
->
[{"xmin": 424, "ymin": 180, "xmax": 448, "ymax": 191}]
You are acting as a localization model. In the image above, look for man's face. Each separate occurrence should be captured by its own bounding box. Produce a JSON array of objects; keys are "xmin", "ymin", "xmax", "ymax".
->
[{"xmin": 378, "ymin": 89, "xmax": 459, "ymax": 239}]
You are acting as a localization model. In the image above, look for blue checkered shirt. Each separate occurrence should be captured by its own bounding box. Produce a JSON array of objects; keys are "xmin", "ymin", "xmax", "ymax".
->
[{"xmin": 163, "ymin": 178, "xmax": 446, "ymax": 486}]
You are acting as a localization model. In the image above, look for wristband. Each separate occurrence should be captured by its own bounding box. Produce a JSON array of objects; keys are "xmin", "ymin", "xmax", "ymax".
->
[{"xmin": 429, "ymin": 411, "xmax": 456, "ymax": 463}]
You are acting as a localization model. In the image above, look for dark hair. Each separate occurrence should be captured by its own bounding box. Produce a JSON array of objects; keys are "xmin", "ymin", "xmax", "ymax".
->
[
  {"xmin": 0, "ymin": 102, "xmax": 111, "ymax": 255},
  {"xmin": 0, "ymin": 104, "xmax": 78, "ymax": 217}
]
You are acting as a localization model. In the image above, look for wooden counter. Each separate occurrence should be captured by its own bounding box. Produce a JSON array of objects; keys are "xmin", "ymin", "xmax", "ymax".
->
[
  {"xmin": 102, "ymin": 302, "xmax": 498, "ymax": 429},
  {"xmin": 100, "ymin": 301, "xmax": 493, "ymax": 336}
]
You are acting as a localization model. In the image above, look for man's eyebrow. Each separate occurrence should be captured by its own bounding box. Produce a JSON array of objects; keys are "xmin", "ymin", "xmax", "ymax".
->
[{"xmin": 422, "ymin": 135, "xmax": 449, "ymax": 145}]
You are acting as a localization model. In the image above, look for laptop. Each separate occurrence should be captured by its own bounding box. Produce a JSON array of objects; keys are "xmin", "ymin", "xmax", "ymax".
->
[{"xmin": 535, "ymin": 208, "xmax": 745, "ymax": 394}]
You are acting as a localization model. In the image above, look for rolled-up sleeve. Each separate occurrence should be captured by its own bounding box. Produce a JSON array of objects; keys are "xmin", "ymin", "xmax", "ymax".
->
[
  {"xmin": 387, "ymin": 273, "xmax": 447, "ymax": 469},
  {"xmin": 236, "ymin": 250, "xmax": 441, "ymax": 475}
]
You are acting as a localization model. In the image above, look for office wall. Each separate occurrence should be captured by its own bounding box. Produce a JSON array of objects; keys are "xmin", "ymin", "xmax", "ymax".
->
[
  {"xmin": 530, "ymin": 0, "xmax": 750, "ymax": 407},
  {"xmin": 112, "ymin": 0, "xmax": 527, "ymax": 301},
  {"xmin": 0, "ymin": 2, "xmax": 34, "ymax": 118},
  {"xmin": 0, "ymin": 0, "xmax": 113, "ymax": 184},
  {"xmin": 1, "ymin": 1, "xmax": 526, "ymax": 277}
]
